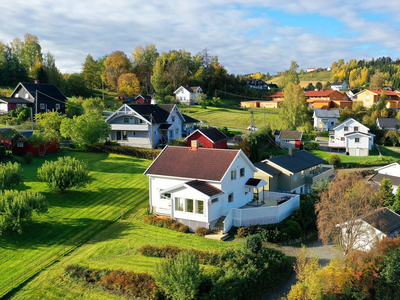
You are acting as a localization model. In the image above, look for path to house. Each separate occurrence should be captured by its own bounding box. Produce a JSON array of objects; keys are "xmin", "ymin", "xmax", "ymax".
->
[{"xmin": 262, "ymin": 238, "xmax": 342, "ymax": 300}]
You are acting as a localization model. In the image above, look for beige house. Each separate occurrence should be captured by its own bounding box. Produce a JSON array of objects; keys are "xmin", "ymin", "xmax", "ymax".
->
[
  {"xmin": 354, "ymin": 89, "xmax": 400, "ymax": 109},
  {"xmin": 254, "ymin": 150, "xmax": 334, "ymax": 194}
]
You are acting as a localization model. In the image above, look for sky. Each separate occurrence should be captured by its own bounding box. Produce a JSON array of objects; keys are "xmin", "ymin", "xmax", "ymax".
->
[{"xmin": 1, "ymin": 0, "xmax": 400, "ymax": 76}]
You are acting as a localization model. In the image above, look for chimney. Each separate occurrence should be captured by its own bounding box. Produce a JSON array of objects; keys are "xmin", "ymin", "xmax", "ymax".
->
[
  {"xmin": 190, "ymin": 140, "xmax": 199, "ymax": 150},
  {"xmin": 34, "ymin": 80, "xmax": 40, "ymax": 85},
  {"xmin": 288, "ymin": 147, "xmax": 293, "ymax": 156}
]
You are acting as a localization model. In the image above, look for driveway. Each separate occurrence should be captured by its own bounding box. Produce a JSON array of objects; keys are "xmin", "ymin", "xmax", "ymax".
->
[{"xmin": 262, "ymin": 238, "xmax": 341, "ymax": 300}]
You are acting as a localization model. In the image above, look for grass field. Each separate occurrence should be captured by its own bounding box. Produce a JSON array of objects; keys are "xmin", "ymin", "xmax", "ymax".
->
[
  {"xmin": 269, "ymin": 71, "xmax": 331, "ymax": 88},
  {"xmin": 180, "ymin": 105, "xmax": 282, "ymax": 130},
  {"xmin": 0, "ymin": 151, "xmax": 151, "ymax": 298},
  {"xmin": 310, "ymin": 146, "xmax": 400, "ymax": 168}
]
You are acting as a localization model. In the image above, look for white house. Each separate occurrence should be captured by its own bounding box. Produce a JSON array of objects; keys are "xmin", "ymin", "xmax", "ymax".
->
[
  {"xmin": 331, "ymin": 82, "xmax": 348, "ymax": 91},
  {"xmin": 341, "ymin": 208, "xmax": 400, "ymax": 252},
  {"xmin": 173, "ymin": 86, "xmax": 203, "ymax": 105},
  {"xmin": 143, "ymin": 143, "xmax": 300, "ymax": 234},
  {"xmin": 313, "ymin": 109, "xmax": 340, "ymax": 131},
  {"xmin": 370, "ymin": 163, "xmax": 400, "ymax": 194},
  {"xmin": 105, "ymin": 104, "xmax": 199, "ymax": 148},
  {"xmin": 329, "ymin": 118, "xmax": 374, "ymax": 156}
]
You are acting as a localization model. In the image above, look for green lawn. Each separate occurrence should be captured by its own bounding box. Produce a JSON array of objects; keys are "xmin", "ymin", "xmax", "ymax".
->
[
  {"xmin": 0, "ymin": 151, "xmax": 151, "ymax": 298},
  {"xmin": 179, "ymin": 105, "xmax": 282, "ymax": 129},
  {"xmin": 309, "ymin": 146, "xmax": 400, "ymax": 168}
]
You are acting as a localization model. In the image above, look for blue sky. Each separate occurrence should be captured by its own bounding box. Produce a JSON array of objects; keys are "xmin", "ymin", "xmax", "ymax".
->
[{"xmin": 1, "ymin": 0, "xmax": 400, "ymax": 75}]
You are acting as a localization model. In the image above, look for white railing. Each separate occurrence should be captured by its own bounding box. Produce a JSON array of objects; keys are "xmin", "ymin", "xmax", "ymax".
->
[
  {"xmin": 222, "ymin": 194, "xmax": 300, "ymax": 232},
  {"xmin": 111, "ymin": 124, "xmax": 148, "ymax": 131},
  {"xmin": 328, "ymin": 139, "xmax": 346, "ymax": 148}
]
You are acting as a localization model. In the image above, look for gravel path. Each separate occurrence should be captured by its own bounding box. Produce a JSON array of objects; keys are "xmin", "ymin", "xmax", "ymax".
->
[{"xmin": 262, "ymin": 238, "xmax": 342, "ymax": 300}]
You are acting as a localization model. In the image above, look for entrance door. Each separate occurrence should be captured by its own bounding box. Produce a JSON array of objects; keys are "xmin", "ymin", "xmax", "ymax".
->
[{"xmin": 116, "ymin": 131, "xmax": 121, "ymax": 140}]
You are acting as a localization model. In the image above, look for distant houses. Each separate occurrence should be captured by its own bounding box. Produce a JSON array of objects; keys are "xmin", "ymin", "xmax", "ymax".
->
[
  {"xmin": 313, "ymin": 109, "xmax": 340, "ymax": 131},
  {"xmin": 174, "ymin": 86, "xmax": 203, "ymax": 105}
]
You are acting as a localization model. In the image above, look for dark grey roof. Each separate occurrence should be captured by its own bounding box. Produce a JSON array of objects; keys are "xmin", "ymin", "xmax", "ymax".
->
[
  {"xmin": 267, "ymin": 83, "xmax": 279, "ymax": 89},
  {"xmin": 0, "ymin": 97, "xmax": 33, "ymax": 104},
  {"xmin": 331, "ymin": 82, "xmax": 345, "ymax": 86},
  {"xmin": 182, "ymin": 114, "xmax": 199, "ymax": 124},
  {"xmin": 362, "ymin": 208, "xmax": 400, "ymax": 235},
  {"xmin": 185, "ymin": 180, "xmax": 223, "ymax": 197},
  {"xmin": 17, "ymin": 82, "xmax": 67, "ymax": 102},
  {"xmin": 377, "ymin": 118, "xmax": 400, "ymax": 129},
  {"xmin": 197, "ymin": 128, "xmax": 228, "ymax": 143},
  {"xmin": 127, "ymin": 104, "xmax": 172, "ymax": 123},
  {"xmin": 245, "ymin": 178, "xmax": 262, "ymax": 187},
  {"xmin": 370, "ymin": 173, "xmax": 400, "ymax": 187},
  {"xmin": 344, "ymin": 131, "xmax": 371, "ymax": 137},
  {"xmin": 279, "ymin": 130, "xmax": 303, "ymax": 140},
  {"xmin": 158, "ymin": 124, "xmax": 172, "ymax": 130},
  {"xmin": 254, "ymin": 161, "xmax": 282, "ymax": 176},
  {"xmin": 313, "ymin": 109, "xmax": 340, "ymax": 118},
  {"xmin": 267, "ymin": 150, "xmax": 326, "ymax": 174},
  {"xmin": 17, "ymin": 130, "xmax": 35, "ymax": 139},
  {"xmin": 273, "ymin": 130, "xmax": 281, "ymax": 136}
]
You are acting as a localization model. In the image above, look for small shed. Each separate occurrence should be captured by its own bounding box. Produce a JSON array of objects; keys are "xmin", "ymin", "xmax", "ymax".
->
[{"xmin": 185, "ymin": 128, "xmax": 229, "ymax": 149}]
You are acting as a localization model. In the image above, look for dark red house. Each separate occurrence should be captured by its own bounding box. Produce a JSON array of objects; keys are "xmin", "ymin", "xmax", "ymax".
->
[
  {"xmin": 134, "ymin": 94, "xmax": 152, "ymax": 104},
  {"xmin": 185, "ymin": 128, "xmax": 229, "ymax": 149}
]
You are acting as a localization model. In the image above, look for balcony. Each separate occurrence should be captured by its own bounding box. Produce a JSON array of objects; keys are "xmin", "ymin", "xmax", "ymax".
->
[
  {"xmin": 305, "ymin": 164, "xmax": 334, "ymax": 185},
  {"xmin": 329, "ymin": 136, "xmax": 345, "ymax": 148},
  {"xmin": 223, "ymin": 192, "xmax": 300, "ymax": 233},
  {"xmin": 111, "ymin": 124, "xmax": 148, "ymax": 131}
]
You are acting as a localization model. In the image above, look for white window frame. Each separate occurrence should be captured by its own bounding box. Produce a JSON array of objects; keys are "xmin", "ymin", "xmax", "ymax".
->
[
  {"xmin": 17, "ymin": 142, "xmax": 24, "ymax": 147},
  {"xmin": 231, "ymin": 170, "xmax": 236, "ymax": 180},
  {"xmin": 355, "ymin": 138, "xmax": 360, "ymax": 143},
  {"xmin": 175, "ymin": 197, "xmax": 184, "ymax": 211},
  {"xmin": 195, "ymin": 200, "xmax": 204, "ymax": 214},
  {"xmin": 240, "ymin": 168, "xmax": 245, "ymax": 177},
  {"xmin": 228, "ymin": 193, "xmax": 234, "ymax": 203},
  {"xmin": 55, "ymin": 103, "xmax": 60, "ymax": 110},
  {"xmin": 40, "ymin": 103, "xmax": 45, "ymax": 110}
]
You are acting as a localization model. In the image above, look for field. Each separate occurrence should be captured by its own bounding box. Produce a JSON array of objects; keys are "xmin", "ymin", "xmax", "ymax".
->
[
  {"xmin": 310, "ymin": 146, "xmax": 400, "ymax": 168},
  {"xmin": 0, "ymin": 151, "xmax": 151, "ymax": 298},
  {"xmin": 180, "ymin": 105, "xmax": 283, "ymax": 130},
  {"xmin": 269, "ymin": 70, "xmax": 331, "ymax": 88}
]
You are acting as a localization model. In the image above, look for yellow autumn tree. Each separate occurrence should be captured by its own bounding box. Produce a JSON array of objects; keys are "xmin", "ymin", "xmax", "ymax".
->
[{"xmin": 117, "ymin": 73, "xmax": 140, "ymax": 97}]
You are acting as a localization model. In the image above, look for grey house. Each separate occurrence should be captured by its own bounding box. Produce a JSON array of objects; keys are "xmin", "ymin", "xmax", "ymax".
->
[
  {"xmin": 254, "ymin": 150, "xmax": 334, "ymax": 194},
  {"xmin": 376, "ymin": 118, "xmax": 400, "ymax": 130},
  {"xmin": 313, "ymin": 109, "xmax": 340, "ymax": 131}
]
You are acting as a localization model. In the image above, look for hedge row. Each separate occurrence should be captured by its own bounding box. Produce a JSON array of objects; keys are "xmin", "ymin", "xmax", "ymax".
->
[
  {"xmin": 88, "ymin": 143, "xmax": 161, "ymax": 160},
  {"xmin": 64, "ymin": 264, "xmax": 160, "ymax": 299},
  {"xmin": 303, "ymin": 142, "xmax": 320, "ymax": 150},
  {"xmin": 143, "ymin": 215, "xmax": 190, "ymax": 233}
]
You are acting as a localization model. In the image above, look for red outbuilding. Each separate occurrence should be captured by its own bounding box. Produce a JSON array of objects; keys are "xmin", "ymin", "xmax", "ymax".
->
[{"xmin": 185, "ymin": 128, "xmax": 229, "ymax": 149}]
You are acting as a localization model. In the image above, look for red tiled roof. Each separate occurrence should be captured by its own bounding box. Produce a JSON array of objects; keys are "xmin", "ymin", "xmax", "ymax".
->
[
  {"xmin": 304, "ymin": 90, "xmax": 335, "ymax": 97},
  {"xmin": 270, "ymin": 91, "xmax": 284, "ymax": 98},
  {"xmin": 144, "ymin": 146, "xmax": 239, "ymax": 181}
]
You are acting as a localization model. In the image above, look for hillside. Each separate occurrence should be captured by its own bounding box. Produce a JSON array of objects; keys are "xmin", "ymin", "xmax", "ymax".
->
[{"xmin": 269, "ymin": 70, "xmax": 331, "ymax": 88}]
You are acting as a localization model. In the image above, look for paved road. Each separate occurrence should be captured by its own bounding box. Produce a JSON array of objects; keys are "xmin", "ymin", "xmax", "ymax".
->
[{"xmin": 262, "ymin": 238, "xmax": 341, "ymax": 300}]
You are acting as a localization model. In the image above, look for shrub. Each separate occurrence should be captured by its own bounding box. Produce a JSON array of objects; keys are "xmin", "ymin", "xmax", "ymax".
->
[
  {"xmin": 143, "ymin": 215, "xmax": 190, "ymax": 233},
  {"xmin": 283, "ymin": 220, "xmax": 302, "ymax": 240},
  {"xmin": 195, "ymin": 227, "xmax": 210, "ymax": 237},
  {"xmin": 304, "ymin": 142, "xmax": 320, "ymax": 150},
  {"xmin": 37, "ymin": 156, "xmax": 91, "ymax": 193},
  {"xmin": 22, "ymin": 152, "xmax": 34, "ymax": 164},
  {"xmin": 88, "ymin": 143, "xmax": 161, "ymax": 160},
  {"xmin": 243, "ymin": 234, "xmax": 263, "ymax": 254},
  {"xmin": 0, "ymin": 162, "xmax": 22, "ymax": 190},
  {"xmin": 0, "ymin": 146, "xmax": 6, "ymax": 158},
  {"xmin": 328, "ymin": 153, "xmax": 341, "ymax": 167}
]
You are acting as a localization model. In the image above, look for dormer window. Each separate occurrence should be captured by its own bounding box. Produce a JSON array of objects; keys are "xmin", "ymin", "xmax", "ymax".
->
[
  {"xmin": 354, "ymin": 126, "xmax": 358, "ymax": 132},
  {"xmin": 344, "ymin": 126, "xmax": 348, "ymax": 131}
]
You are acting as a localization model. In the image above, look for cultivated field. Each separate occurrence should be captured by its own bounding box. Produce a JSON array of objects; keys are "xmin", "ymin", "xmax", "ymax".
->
[{"xmin": 0, "ymin": 151, "xmax": 150, "ymax": 298}]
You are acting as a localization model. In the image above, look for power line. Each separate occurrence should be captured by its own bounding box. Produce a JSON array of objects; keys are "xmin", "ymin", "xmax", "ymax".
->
[{"xmin": 215, "ymin": 89, "xmax": 270, "ymax": 101}]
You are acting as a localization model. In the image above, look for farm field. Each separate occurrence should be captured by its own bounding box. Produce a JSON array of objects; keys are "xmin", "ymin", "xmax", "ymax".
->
[
  {"xmin": 0, "ymin": 151, "xmax": 151, "ymax": 298},
  {"xmin": 310, "ymin": 146, "xmax": 400, "ymax": 168},
  {"xmin": 179, "ymin": 105, "xmax": 282, "ymax": 130}
]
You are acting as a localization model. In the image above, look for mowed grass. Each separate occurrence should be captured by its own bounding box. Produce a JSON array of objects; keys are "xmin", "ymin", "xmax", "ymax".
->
[
  {"xmin": 309, "ymin": 146, "xmax": 400, "ymax": 168},
  {"xmin": 0, "ymin": 151, "xmax": 151, "ymax": 298},
  {"xmin": 11, "ymin": 208, "xmax": 239, "ymax": 299},
  {"xmin": 180, "ymin": 106, "xmax": 282, "ymax": 129}
]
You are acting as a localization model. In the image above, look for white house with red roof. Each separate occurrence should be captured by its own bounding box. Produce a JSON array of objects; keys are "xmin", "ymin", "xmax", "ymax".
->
[{"xmin": 144, "ymin": 143, "xmax": 300, "ymax": 236}]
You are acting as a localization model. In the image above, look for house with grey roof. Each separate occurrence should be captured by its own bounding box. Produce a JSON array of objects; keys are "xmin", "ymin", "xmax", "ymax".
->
[
  {"xmin": 144, "ymin": 144, "xmax": 300, "ymax": 235},
  {"xmin": 376, "ymin": 118, "xmax": 400, "ymax": 130},
  {"xmin": 275, "ymin": 130, "xmax": 303, "ymax": 149},
  {"xmin": 105, "ymin": 104, "xmax": 199, "ymax": 148},
  {"xmin": 0, "ymin": 81, "xmax": 67, "ymax": 115},
  {"xmin": 254, "ymin": 150, "xmax": 334, "ymax": 194},
  {"xmin": 370, "ymin": 163, "xmax": 400, "ymax": 195},
  {"xmin": 331, "ymin": 82, "xmax": 348, "ymax": 91},
  {"xmin": 313, "ymin": 109, "xmax": 340, "ymax": 131},
  {"xmin": 341, "ymin": 207, "xmax": 400, "ymax": 252},
  {"xmin": 173, "ymin": 86, "xmax": 203, "ymax": 105}
]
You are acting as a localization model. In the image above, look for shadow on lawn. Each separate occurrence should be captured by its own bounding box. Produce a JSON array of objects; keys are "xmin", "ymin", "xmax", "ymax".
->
[{"xmin": 0, "ymin": 217, "xmax": 132, "ymax": 250}]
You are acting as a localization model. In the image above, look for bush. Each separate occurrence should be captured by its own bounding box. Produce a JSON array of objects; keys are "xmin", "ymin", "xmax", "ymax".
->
[
  {"xmin": 0, "ymin": 146, "xmax": 6, "ymax": 158},
  {"xmin": 22, "ymin": 152, "xmax": 34, "ymax": 164},
  {"xmin": 37, "ymin": 156, "xmax": 91, "ymax": 193},
  {"xmin": 243, "ymin": 234, "xmax": 263, "ymax": 254},
  {"xmin": 328, "ymin": 153, "xmax": 341, "ymax": 167},
  {"xmin": 304, "ymin": 142, "xmax": 320, "ymax": 150},
  {"xmin": 283, "ymin": 220, "xmax": 302, "ymax": 240},
  {"xmin": 143, "ymin": 215, "xmax": 190, "ymax": 233},
  {"xmin": 0, "ymin": 162, "xmax": 22, "ymax": 190},
  {"xmin": 302, "ymin": 133, "xmax": 317, "ymax": 141},
  {"xmin": 88, "ymin": 143, "xmax": 161, "ymax": 160},
  {"xmin": 195, "ymin": 227, "xmax": 210, "ymax": 237}
]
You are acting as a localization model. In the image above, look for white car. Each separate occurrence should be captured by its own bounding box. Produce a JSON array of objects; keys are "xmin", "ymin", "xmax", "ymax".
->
[{"xmin": 247, "ymin": 125, "xmax": 259, "ymax": 131}]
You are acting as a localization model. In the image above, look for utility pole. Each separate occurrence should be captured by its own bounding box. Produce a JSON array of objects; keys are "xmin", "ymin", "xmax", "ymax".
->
[
  {"xmin": 150, "ymin": 113, "xmax": 153, "ymax": 149},
  {"xmin": 264, "ymin": 108, "xmax": 266, "ymax": 126},
  {"xmin": 30, "ymin": 106, "xmax": 34, "ymax": 130}
]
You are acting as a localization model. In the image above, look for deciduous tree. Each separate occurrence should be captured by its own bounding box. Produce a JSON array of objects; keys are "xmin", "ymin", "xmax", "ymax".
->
[
  {"xmin": 132, "ymin": 44, "xmax": 159, "ymax": 94},
  {"xmin": 103, "ymin": 51, "xmax": 132, "ymax": 92},
  {"xmin": 117, "ymin": 73, "xmax": 140, "ymax": 97},
  {"xmin": 279, "ymin": 82, "xmax": 307, "ymax": 130}
]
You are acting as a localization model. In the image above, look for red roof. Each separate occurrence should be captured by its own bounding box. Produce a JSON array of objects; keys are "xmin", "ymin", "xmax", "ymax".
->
[
  {"xmin": 144, "ymin": 146, "xmax": 240, "ymax": 181},
  {"xmin": 304, "ymin": 90, "xmax": 335, "ymax": 97},
  {"xmin": 270, "ymin": 91, "xmax": 284, "ymax": 98}
]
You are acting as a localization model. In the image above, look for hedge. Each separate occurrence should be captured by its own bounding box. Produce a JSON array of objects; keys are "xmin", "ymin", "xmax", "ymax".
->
[
  {"xmin": 143, "ymin": 215, "xmax": 190, "ymax": 233},
  {"xmin": 88, "ymin": 143, "xmax": 161, "ymax": 160}
]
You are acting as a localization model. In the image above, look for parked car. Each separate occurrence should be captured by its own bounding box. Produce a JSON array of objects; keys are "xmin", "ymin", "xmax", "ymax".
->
[
  {"xmin": 247, "ymin": 125, "xmax": 259, "ymax": 131},
  {"xmin": 233, "ymin": 135, "xmax": 244, "ymax": 142}
]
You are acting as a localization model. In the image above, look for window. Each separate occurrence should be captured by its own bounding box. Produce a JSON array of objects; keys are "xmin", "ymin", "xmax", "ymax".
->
[
  {"xmin": 240, "ymin": 168, "xmax": 245, "ymax": 177},
  {"xmin": 186, "ymin": 199, "xmax": 194, "ymax": 213},
  {"xmin": 301, "ymin": 170, "xmax": 304, "ymax": 178},
  {"xmin": 22, "ymin": 104, "xmax": 27, "ymax": 107},
  {"xmin": 354, "ymin": 126, "xmax": 358, "ymax": 132},
  {"xmin": 211, "ymin": 197, "xmax": 219, "ymax": 203},
  {"xmin": 122, "ymin": 131, "xmax": 127, "ymax": 140},
  {"xmin": 331, "ymin": 121, "xmax": 334, "ymax": 125},
  {"xmin": 40, "ymin": 103, "xmax": 45, "ymax": 110},
  {"xmin": 161, "ymin": 193, "xmax": 171, "ymax": 199},
  {"xmin": 172, "ymin": 116, "xmax": 175, "ymax": 122},
  {"xmin": 123, "ymin": 117, "xmax": 129, "ymax": 123},
  {"xmin": 175, "ymin": 197, "xmax": 184, "ymax": 211},
  {"xmin": 231, "ymin": 170, "xmax": 236, "ymax": 180},
  {"xmin": 55, "ymin": 104, "xmax": 60, "ymax": 110},
  {"xmin": 333, "ymin": 96, "xmax": 336, "ymax": 99},
  {"xmin": 133, "ymin": 131, "xmax": 136, "ymax": 136},
  {"xmin": 17, "ymin": 142, "xmax": 24, "ymax": 147},
  {"xmin": 228, "ymin": 193, "xmax": 234, "ymax": 203},
  {"xmin": 175, "ymin": 129, "xmax": 179, "ymax": 135},
  {"xmin": 196, "ymin": 200, "xmax": 204, "ymax": 214},
  {"xmin": 355, "ymin": 138, "xmax": 360, "ymax": 143},
  {"xmin": 16, "ymin": 104, "xmax": 21, "ymax": 108},
  {"xmin": 341, "ymin": 137, "xmax": 345, "ymax": 141},
  {"xmin": 294, "ymin": 174, "xmax": 298, "ymax": 181},
  {"xmin": 344, "ymin": 126, "xmax": 348, "ymax": 131}
]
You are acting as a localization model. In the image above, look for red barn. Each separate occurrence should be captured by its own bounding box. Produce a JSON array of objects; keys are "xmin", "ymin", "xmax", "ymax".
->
[
  {"xmin": 185, "ymin": 128, "xmax": 229, "ymax": 149},
  {"xmin": 134, "ymin": 94, "xmax": 152, "ymax": 104}
]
